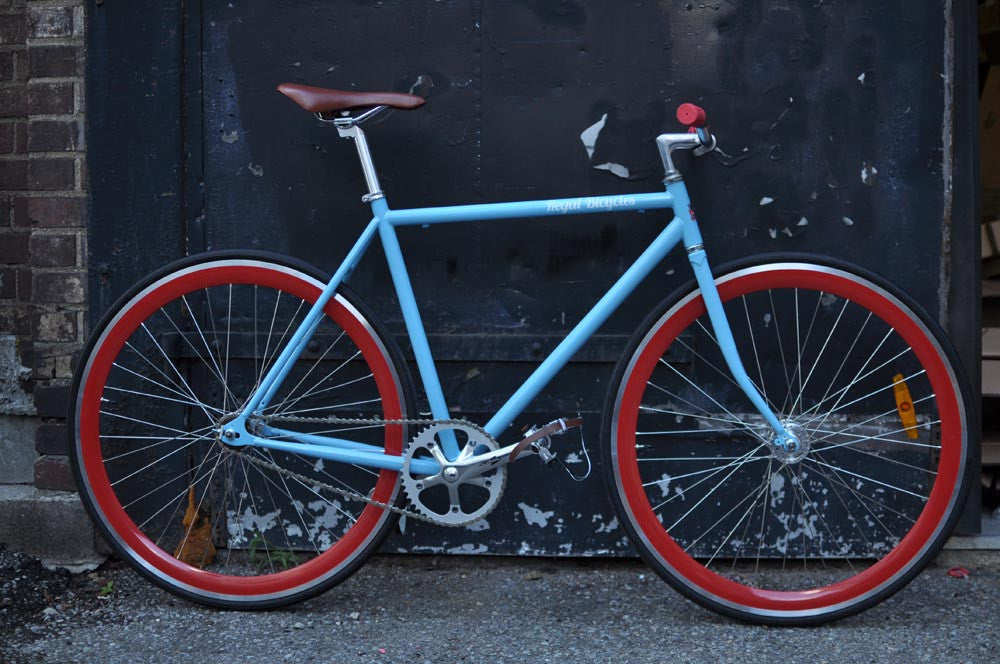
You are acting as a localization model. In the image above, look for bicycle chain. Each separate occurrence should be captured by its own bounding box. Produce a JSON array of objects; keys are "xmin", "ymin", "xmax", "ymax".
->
[{"xmin": 226, "ymin": 413, "xmax": 499, "ymax": 527}]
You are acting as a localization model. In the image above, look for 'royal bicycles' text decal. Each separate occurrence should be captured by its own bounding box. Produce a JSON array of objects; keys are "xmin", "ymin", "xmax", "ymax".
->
[{"xmin": 546, "ymin": 195, "xmax": 637, "ymax": 214}]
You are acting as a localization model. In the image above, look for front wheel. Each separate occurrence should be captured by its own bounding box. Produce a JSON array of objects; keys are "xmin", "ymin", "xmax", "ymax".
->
[
  {"xmin": 604, "ymin": 255, "xmax": 971, "ymax": 625},
  {"xmin": 69, "ymin": 251, "xmax": 413, "ymax": 608}
]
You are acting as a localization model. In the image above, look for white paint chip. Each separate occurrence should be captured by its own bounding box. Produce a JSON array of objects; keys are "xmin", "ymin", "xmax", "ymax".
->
[
  {"xmin": 861, "ymin": 162, "xmax": 878, "ymax": 185},
  {"xmin": 769, "ymin": 473, "xmax": 786, "ymax": 508},
  {"xmin": 842, "ymin": 216, "xmax": 854, "ymax": 226},
  {"xmin": 759, "ymin": 196, "xmax": 774, "ymax": 206},
  {"xmin": 797, "ymin": 217, "xmax": 808, "ymax": 226},
  {"xmin": 221, "ymin": 130, "xmax": 239, "ymax": 144},
  {"xmin": 857, "ymin": 72, "xmax": 866, "ymax": 84},
  {"xmin": 768, "ymin": 228, "xmax": 777, "ymax": 239},
  {"xmin": 580, "ymin": 113, "xmax": 608, "ymax": 159},
  {"xmin": 517, "ymin": 502, "xmax": 555, "ymax": 528},
  {"xmin": 409, "ymin": 74, "xmax": 431, "ymax": 95},
  {"xmin": 248, "ymin": 163, "xmax": 264, "ymax": 177},
  {"xmin": 465, "ymin": 518, "xmax": 490, "ymax": 532},
  {"xmin": 447, "ymin": 543, "xmax": 488, "ymax": 554},
  {"xmin": 595, "ymin": 516, "xmax": 619, "ymax": 534},
  {"xmin": 593, "ymin": 162, "xmax": 630, "ymax": 179}
]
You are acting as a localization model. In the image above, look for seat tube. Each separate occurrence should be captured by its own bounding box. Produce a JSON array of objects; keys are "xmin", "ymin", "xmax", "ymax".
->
[
  {"xmin": 668, "ymin": 181, "xmax": 796, "ymax": 448},
  {"xmin": 376, "ymin": 205, "xmax": 460, "ymax": 459}
]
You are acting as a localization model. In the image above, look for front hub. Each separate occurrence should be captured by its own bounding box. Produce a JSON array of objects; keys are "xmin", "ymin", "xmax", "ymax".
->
[{"xmin": 769, "ymin": 420, "xmax": 810, "ymax": 464}]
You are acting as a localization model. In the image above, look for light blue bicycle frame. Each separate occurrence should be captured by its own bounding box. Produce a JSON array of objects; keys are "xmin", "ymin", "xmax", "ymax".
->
[{"xmin": 225, "ymin": 181, "xmax": 796, "ymax": 476}]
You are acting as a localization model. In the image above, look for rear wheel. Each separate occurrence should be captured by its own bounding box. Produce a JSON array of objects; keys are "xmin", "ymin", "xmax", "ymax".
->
[
  {"xmin": 604, "ymin": 256, "xmax": 971, "ymax": 624},
  {"xmin": 69, "ymin": 251, "xmax": 413, "ymax": 608}
]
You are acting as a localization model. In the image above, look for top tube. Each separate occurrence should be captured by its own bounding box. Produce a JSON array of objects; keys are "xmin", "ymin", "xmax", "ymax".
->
[{"xmin": 382, "ymin": 191, "xmax": 675, "ymax": 226}]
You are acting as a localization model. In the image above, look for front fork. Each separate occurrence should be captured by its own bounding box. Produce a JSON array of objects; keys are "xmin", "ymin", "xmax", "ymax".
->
[{"xmin": 669, "ymin": 182, "xmax": 800, "ymax": 453}]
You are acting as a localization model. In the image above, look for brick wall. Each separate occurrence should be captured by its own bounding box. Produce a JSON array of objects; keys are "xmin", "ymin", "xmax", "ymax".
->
[{"xmin": 1, "ymin": 0, "xmax": 86, "ymax": 492}]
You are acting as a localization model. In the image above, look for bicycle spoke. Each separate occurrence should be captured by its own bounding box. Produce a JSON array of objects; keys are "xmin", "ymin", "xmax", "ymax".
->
[
  {"xmin": 639, "ymin": 455, "xmax": 758, "ymax": 462},
  {"xmin": 286, "ymin": 451, "xmax": 373, "ymax": 498},
  {"xmin": 133, "ymin": 448, "xmax": 223, "ymax": 528},
  {"xmin": 801, "ymin": 368, "xmax": 928, "ymax": 431},
  {"xmin": 673, "ymin": 328, "xmax": 782, "ymax": 417},
  {"xmin": 271, "ymin": 397, "xmax": 382, "ymax": 418},
  {"xmin": 175, "ymin": 450, "xmax": 227, "ymax": 561},
  {"xmin": 741, "ymin": 294, "xmax": 772, "ymax": 418},
  {"xmin": 655, "ymin": 359, "xmax": 768, "ymax": 443},
  {"xmin": 103, "ymin": 385, "xmax": 225, "ymax": 415},
  {"xmin": 768, "ymin": 290, "xmax": 794, "ymax": 413},
  {"xmin": 691, "ymin": 466, "xmax": 773, "ymax": 560},
  {"xmin": 102, "ymin": 426, "xmax": 215, "ymax": 463},
  {"xmin": 658, "ymin": 444, "xmax": 767, "ymax": 526},
  {"xmin": 266, "ymin": 330, "xmax": 348, "ymax": 417},
  {"xmin": 642, "ymin": 451, "xmax": 768, "ymax": 486},
  {"xmin": 803, "ymin": 453, "xmax": 911, "ymax": 535},
  {"xmin": 807, "ymin": 456, "xmax": 927, "ymax": 501},
  {"xmin": 262, "ymin": 450, "xmax": 323, "ymax": 556},
  {"xmin": 110, "ymin": 360, "xmax": 212, "ymax": 410},
  {"xmin": 136, "ymin": 327, "xmax": 216, "ymax": 423},
  {"xmin": 270, "ymin": 371, "xmax": 375, "ymax": 417},
  {"xmin": 164, "ymin": 300, "xmax": 238, "ymax": 407},
  {"xmin": 810, "ymin": 437, "xmax": 938, "ymax": 475},
  {"xmin": 100, "ymin": 409, "xmax": 207, "ymax": 440},
  {"xmin": 242, "ymin": 452, "xmax": 302, "ymax": 560},
  {"xmin": 807, "ymin": 421, "xmax": 941, "ymax": 451},
  {"xmin": 788, "ymin": 295, "xmax": 847, "ymax": 417},
  {"xmin": 799, "ymin": 336, "xmax": 907, "ymax": 425},
  {"xmin": 644, "ymin": 383, "xmax": 764, "ymax": 432}
]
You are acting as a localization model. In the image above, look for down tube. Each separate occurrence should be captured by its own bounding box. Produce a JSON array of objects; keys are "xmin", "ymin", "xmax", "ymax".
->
[{"xmin": 484, "ymin": 217, "xmax": 685, "ymax": 437}]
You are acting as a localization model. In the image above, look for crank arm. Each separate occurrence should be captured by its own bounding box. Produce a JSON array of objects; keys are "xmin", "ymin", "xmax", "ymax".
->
[
  {"xmin": 452, "ymin": 435, "xmax": 554, "ymax": 479},
  {"xmin": 508, "ymin": 417, "xmax": 584, "ymax": 462},
  {"xmin": 454, "ymin": 441, "xmax": 523, "ymax": 475}
]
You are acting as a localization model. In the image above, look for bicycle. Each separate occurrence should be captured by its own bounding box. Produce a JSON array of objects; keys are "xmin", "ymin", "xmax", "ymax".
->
[{"xmin": 68, "ymin": 83, "xmax": 972, "ymax": 625}]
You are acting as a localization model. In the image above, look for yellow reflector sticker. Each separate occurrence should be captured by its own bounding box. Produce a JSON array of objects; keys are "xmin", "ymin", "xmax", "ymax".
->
[{"xmin": 892, "ymin": 373, "xmax": 919, "ymax": 440}]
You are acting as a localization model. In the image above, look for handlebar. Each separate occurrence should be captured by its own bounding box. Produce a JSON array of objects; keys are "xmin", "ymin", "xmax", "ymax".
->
[
  {"xmin": 655, "ymin": 103, "xmax": 716, "ymax": 177},
  {"xmin": 676, "ymin": 102, "xmax": 714, "ymax": 153}
]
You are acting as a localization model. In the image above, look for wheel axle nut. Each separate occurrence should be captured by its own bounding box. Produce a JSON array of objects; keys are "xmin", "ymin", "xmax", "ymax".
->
[{"xmin": 443, "ymin": 467, "xmax": 459, "ymax": 482}]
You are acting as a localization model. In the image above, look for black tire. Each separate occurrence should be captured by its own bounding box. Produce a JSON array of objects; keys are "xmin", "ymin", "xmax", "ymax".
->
[
  {"xmin": 602, "ymin": 253, "xmax": 973, "ymax": 625},
  {"xmin": 68, "ymin": 250, "xmax": 415, "ymax": 609}
]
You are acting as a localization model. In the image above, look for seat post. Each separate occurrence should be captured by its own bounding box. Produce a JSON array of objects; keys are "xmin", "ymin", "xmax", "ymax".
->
[{"xmin": 333, "ymin": 118, "xmax": 384, "ymax": 203}]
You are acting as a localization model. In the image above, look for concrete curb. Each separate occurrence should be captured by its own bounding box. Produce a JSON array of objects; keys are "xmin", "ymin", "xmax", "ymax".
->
[{"xmin": 0, "ymin": 484, "xmax": 106, "ymax": 572}]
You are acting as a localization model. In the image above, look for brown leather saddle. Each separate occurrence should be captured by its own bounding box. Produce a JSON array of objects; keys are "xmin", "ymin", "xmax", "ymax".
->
[{"xmin": 277, "ymin": 83, "xmax": 425, "ymax": 113}]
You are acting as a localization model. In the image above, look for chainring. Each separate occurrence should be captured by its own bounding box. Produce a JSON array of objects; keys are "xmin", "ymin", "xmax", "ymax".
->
[{"xmin": 400, "ymin": 422, "xmax": 507, "ymax": 527}]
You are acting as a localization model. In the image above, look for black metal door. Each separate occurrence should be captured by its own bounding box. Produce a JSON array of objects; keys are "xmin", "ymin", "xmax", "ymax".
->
[{"xmin": 88, "ymin": 1, "xmax": 980, "ymax": 555}]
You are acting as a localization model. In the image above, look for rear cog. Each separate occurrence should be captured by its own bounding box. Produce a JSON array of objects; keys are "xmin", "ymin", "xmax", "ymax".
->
[{"xmin": 400, "ymin": 422, "xmax": 506, "ymax": 526}]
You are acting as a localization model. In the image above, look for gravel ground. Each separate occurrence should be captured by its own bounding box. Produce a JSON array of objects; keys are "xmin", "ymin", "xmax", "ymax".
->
[{"xmin": 1, "ymin": 546, "xmax": 998, "ymax": 664}]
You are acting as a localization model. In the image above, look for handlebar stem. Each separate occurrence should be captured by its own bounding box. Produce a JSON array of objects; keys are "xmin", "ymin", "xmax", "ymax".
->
[{"xmin": 656, "ymin": 132, "xmax": 706, "ymax": 182}]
